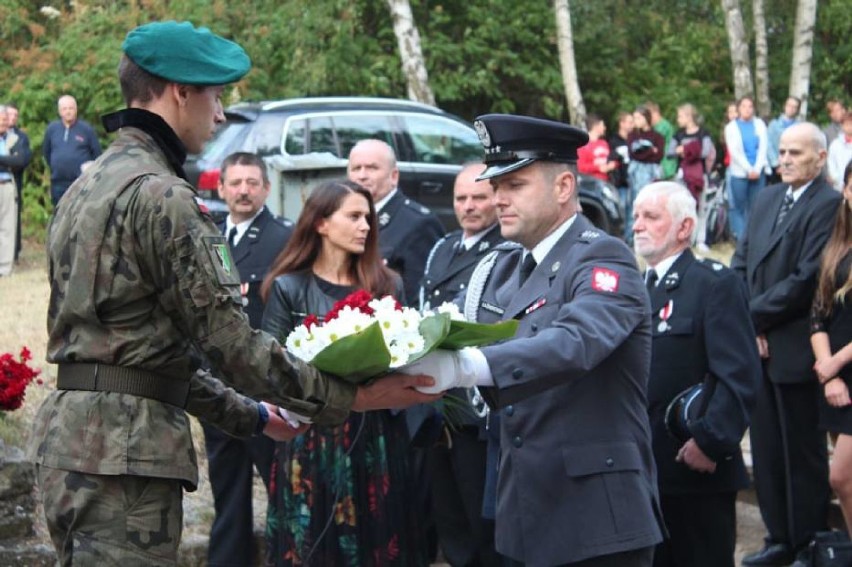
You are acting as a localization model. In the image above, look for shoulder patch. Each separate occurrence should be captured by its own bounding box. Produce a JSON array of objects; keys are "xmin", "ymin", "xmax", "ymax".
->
[{"xmin": 591, "ymin": 267, "xmax": 620, "ymax": 293}]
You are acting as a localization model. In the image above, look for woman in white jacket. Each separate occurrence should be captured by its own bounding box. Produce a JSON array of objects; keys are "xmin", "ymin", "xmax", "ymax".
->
[{"xmin": 724, "ymin": 96, "xmax": 768, "ymax": 239}]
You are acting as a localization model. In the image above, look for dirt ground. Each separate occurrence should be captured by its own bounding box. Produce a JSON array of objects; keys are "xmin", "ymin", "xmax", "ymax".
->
[{"xmin": 1, "ymin": 238, "xmax": 772, "ymax": 564}]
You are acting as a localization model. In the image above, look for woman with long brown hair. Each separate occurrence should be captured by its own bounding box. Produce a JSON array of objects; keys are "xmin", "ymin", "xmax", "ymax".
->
[
  {"xmin": 811, "ymin": 160, "xmax": 852, "ymax": 532},
  {"xmin": 260, "ymin": 179, "xmax": 427, "ymax": 566}
]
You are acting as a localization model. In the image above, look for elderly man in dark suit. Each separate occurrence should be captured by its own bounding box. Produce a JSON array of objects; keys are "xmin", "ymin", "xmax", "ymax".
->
[
  {"xmin": 732, "ymin": 122, "xmax": 841, "ymax": 566},
  {"xmin": 202, "ymin": 151, "xmax": 293, "ymax": 567},
  {"xmin": 404, "ymin": 114, "xmax": 664, "ymax": 566},
  {"xmin": 634, "ymin": 181, "xmax": 759, "ymax": 567},
  {"xmin": 419, "ymin": 162, "xmax": 503, "ymax": 566}
]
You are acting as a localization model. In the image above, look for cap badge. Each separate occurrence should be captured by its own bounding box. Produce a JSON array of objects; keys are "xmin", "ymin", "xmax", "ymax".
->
[{"xmin": 473, "ymin": 120, "xmax": 492, "ymax": 148}]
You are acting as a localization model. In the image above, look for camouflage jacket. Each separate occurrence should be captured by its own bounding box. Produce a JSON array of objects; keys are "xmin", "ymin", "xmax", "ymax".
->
[{"xmin": 28, "ymin": 116, "xmax": 355, "ymax": 488}]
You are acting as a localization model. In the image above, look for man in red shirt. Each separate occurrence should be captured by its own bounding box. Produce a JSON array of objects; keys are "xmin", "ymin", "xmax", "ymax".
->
[{"xmin": 578, "ymin": 114, "xmax": 617, "ymax": 182}]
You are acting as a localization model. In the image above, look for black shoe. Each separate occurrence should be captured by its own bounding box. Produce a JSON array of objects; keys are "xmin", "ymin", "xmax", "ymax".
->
[{"xmin": 742, "ymin": 543, "xmax": 796, "ymax": 566}]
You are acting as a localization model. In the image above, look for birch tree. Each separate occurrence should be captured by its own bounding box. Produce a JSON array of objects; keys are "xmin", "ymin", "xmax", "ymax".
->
[
  {"xmin": 721, "ymin": 0, "xmax": 753, "ymax": 100},
  {"xmin": 386, "ymin": 0, "xmax": 436, "ymax": 106},
  {"xmin": 789, "ymin": 0, "xmax": 818, "ymax": 118},
  {"xmin": 553, "ymin": 0, "xmax": 586, "ymax": 126},
  {"xmin": 753, "ymin": 0, "xmax": 771, "ymax": 118}
]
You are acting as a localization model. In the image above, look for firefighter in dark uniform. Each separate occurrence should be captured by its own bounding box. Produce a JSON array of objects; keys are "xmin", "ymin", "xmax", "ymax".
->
[
  {"xmin": 420, "ymin": 162, "xmax": 504, "ymax": 566},
  {"xmin": 203, "ymin": 152, "xmax": 294, "ymax": 567},
  {"xmin": 347, "ymin": 138, "xmax": 445, "ymax": 306},
  {"xmin": 633, "ymin": 181, "xmax": 759, "ymax": 567}
]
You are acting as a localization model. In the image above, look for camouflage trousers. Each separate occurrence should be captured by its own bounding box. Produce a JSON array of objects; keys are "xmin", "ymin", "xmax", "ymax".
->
[{"xmin": 36, "ymin": 465, "xmax": 183, "ymax": 566}]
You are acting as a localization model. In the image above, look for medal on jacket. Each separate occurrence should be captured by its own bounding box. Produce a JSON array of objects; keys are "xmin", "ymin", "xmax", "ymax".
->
[{"xmin": 657, "ymin": 300, "xmax": 673, "ymax": 333}]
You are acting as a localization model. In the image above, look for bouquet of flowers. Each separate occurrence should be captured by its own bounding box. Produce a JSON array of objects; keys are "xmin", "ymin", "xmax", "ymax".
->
[
  {"xmin": 285, "ymin": 290, "xmax": 517, "ymax": 384},
  {"xmin": 1, "ymin": 347, "xmax": 42, "ymax": 411}
]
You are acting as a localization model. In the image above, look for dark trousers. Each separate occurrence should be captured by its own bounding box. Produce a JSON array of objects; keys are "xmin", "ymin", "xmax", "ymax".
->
[
  {"xmin": 429, "ymin": 425, "xmax": 500, "ymax": 567},
  {"xmin": 750, "ymin": 376, "xmax": 830, "ymax": 549},
  {"xmin": 654, "ymin": 491, "xmax": 736, "ymax": 567},
  {"xmin": 504, "ymin": 546, "xmax": 654, "ymax": 567},
  {"xmin": 203, "ymin": 423, "xmax": 275, "ymax": 567}
]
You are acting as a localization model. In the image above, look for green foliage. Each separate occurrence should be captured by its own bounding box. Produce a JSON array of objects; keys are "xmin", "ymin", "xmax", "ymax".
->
[{"xmin": 1, "ymin": 0, "xmax": 849, "ymax": 241}]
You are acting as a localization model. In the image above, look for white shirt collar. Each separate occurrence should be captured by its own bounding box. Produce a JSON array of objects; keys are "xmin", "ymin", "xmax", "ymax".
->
[
  {"xmin": 374, "ymin": 188, "xmax": 398, "ymax": 212},
  {"xmin": 461, "ymin": 224, "xmax": 497, "ymax": 251},
  {"xmin": 225, "ymin": 207, "xmax": 264, "ymax": 247},
  {"xmin": 646, "ymin": 249, "xmax": 685, "ymax": 286},
  {"xmin": 787, "ymin": 179, "xmax": 814, "ymax": 203},
  {"xmin": 527, "ymin": 214, "xmax": 578, "ymax": 264}
]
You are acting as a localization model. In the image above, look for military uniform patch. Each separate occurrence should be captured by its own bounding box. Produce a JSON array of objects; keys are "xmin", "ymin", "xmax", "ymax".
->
[
  {"xmin": 203, "ymin": 236, "xmax": 238, "ymax": 284},
  {"xmin": 591, "ymin": 267, "xmax": 619, "ymax": 293}
]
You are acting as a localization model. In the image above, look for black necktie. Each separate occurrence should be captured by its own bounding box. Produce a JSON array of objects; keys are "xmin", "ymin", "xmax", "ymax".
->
[
  {"xmin": 645, "ymin": 269, "xmax": 658, "ymax": 294},
  {"xmin": 519, "ymin": 254, "xmax": 537, "ymax": 285},
  {"xmin": 774, "ymin": 192, "xmax": 795, "ymax": 229},
  {"xmin": 227, "ymin": 226, "xmax": 238, "ymax": 248}
]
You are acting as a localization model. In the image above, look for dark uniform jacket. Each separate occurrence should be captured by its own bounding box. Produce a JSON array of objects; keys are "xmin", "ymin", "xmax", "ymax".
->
[
  {"xmin": 419, "ymin": 223, "xmax": 504, "ymax": 311},
  {"xmin": 647, "ymin": 249, "xmax": 759, "ymax": 495},
  {"xmin": 218, "ymin": 208, "xmax": 292, "ymax": 328},
  {"xmin": 731, "ymin": 177, "xmax": 840, "ymax": 383},
  {"xmin": 377, "ymin": 190, "xmax": 444, "ymax": 306},
  {"xmin": 472, "ymin": 214, "xmax": 663, "ymax": 566},
  {"xmin": 28, "ymin": 110, "xmax": 355, "ymax": 489}
]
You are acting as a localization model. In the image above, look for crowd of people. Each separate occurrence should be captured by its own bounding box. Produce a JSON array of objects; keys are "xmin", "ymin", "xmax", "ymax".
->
[{"xmin": 6, "ymin": 16, "xmax": 851, "ymax": 567}]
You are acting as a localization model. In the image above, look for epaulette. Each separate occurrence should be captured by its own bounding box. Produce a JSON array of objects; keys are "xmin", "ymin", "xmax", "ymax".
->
[
  {"xmin": 695, "ymin": 256, "xmax": 728, "ymax": 275},
  {"xmin": 494, "ymin": 241, "xmax": 522, "ymax": 251},
  {"xmin": 272, "ymin": 215, "xmax": 294, "ymax": 228},
  {"xmin": 578, "ymin": 229, "xmax": 603, "ymax": 242},
  {"xmin": 403, "ymin": 198, "xmax": 432, "ymax": 215}
]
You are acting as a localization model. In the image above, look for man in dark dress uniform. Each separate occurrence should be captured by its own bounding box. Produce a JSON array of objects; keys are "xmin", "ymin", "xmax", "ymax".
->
[
  {"xmin": 633, "ymin": 181, "xmax": 760, "ymax": 567},
  {"xmin": 347, "ymin": 138, "xmax": 445, "ymax": 306},
  {"xmin": 733, "ymin": 122, "xmax": 841, "ymax": 566},
  {"xmin": 404, "ymin": 114, "xmax": 664, "ymax": 567},
  {"xmin": 420, "ymin": 162, "xmax": 503, "ymax": 566},
  {"xmin": 203, "ymin": 152, "xmax": 293, "ymax": 567}
]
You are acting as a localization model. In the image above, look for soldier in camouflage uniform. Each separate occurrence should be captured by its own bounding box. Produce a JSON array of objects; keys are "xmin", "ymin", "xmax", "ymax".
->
[{"xmin": 27, "ymin": 21, "xmax": 437, "ymax": 566}]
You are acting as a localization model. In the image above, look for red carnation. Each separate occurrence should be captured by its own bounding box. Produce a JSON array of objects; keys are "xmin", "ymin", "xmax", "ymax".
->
[
  {"xmin": 302, "ymin": 314, "xmax": 320, "ymax": 331},
  {"xmin": 325, "ymin": 289, "xmax": 375, "ymax": 321},
  {"xmin": 1, "ymin": 347, "xmax": 41, "ymax": 412}
]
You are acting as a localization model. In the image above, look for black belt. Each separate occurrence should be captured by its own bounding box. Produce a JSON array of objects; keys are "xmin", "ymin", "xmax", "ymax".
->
[{"xmin": 57, "ymin": 363, "xmax": 190, "ymax": 408}]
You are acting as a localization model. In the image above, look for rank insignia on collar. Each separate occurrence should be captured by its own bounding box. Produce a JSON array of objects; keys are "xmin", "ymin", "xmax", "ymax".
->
[
  {"xmin": 663, "ymin": 272, "xmax": 680, "ymax": 289},
  {"xmin": 212, "ymin": 243, "xmax": 233, "ymax": 275},
  {"xmin": 712, "ymin": 262, "xmax": 723, "ymax": 271},
  {"xmin": 580, "ymin": 230, "xmax": 601, "ymax": 240},
  {"xmin": 478, "ymin": 241, "xmax": 490, "ymax": 252},
  {"xmin": 379, "ymin": 211, "xmax": 391, "ymax": 227}
]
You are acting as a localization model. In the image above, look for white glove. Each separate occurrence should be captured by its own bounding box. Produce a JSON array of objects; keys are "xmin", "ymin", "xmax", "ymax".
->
[{"xmin": 399, "ymin": 349, "xmax": 477, "ymax": 394}]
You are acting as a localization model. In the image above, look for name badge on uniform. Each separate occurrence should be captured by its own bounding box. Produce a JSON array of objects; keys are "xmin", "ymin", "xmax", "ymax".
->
[{"xmin": 481, "ymin": 301, "xmax": 504, "ymax": 315}]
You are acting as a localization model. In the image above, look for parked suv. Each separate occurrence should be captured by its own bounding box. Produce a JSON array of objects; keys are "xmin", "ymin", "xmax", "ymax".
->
[{"xmin": 187, "ymin": 97, "xmax": 623, "ymax": 234}]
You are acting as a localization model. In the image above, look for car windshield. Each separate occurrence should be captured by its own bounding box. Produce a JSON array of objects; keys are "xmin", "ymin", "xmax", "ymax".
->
[{"xmin": 199, "ymin": 120, "xmax": 250, "ymax": 164}]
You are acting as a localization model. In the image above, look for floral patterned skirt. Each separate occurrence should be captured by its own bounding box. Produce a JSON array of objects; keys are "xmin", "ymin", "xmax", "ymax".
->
[{"xmin": 266, "ymin": 410, "xmax": 427, "ymax": 567}]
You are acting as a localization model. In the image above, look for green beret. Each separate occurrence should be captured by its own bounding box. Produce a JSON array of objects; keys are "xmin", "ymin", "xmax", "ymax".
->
[{"xmin": 123, "ymin": 21, "xmax": 251, "ymax": 86}]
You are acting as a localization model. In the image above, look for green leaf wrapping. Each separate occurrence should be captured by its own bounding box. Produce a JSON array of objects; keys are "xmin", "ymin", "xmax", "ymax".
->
[
  {"xmin": 305, "ymin": 313, "xmax": 518, "ymax": 384},
  {"xmin": 309, "ymin": 321, "xmax": 391, "ymax": 384}
]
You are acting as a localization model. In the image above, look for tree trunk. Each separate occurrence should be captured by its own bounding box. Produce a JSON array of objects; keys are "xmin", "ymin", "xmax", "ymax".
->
[
  {"xmin": 720, "ymin": 0, "xmax": 753, "ymax": 100},
  {"xmin": 789, "ymin": 0, "xmax": 817, "ymax": 118},
  {"xmin": 553, "ymin": 0, "xmax": 586, "ymax": 126},
  {"xmin": 386, "ymin": 0, "xmax": 436, "ymax": 107},
  {"xmin": 753, "ymin": 0, "xmax": 771, "ymax": 119}
]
